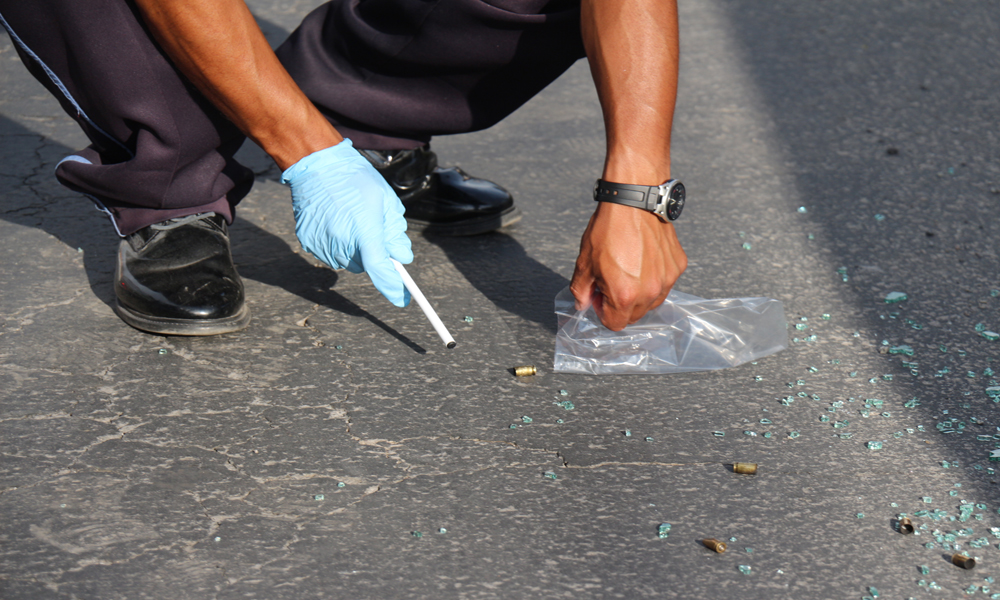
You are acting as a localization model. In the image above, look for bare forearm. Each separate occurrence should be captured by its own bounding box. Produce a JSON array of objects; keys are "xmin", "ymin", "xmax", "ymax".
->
[
  {"xmin": 133, "ymin": 0, "xmax": 341, "ymax": 170},
  {"xmin": 582, "ymin": 0, "xmax": 679, "ymax": 185}
]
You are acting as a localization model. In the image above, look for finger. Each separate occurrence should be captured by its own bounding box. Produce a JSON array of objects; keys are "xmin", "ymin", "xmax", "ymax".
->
[
  {"xmin": 359, "ymin": 242, "xmax": 407, "ymax": 307},
  {"xmin": 384, "ymin": 230, "xmax": 414, "ymax": 265},
  {"xmin": 569, "ymin": 269, "xmax": 596, "ymax": 312},
  {"xmin": 598, "ymin": 294, "xmax": 631, "ymax": 331}
]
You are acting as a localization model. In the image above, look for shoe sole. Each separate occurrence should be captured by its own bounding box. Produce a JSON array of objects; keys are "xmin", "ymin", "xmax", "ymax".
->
[
  {"xmin": 115, "ymin": 301, "xmax": 251, "ymax": 336},
  {"xmin": 406, "ymin": 206, "xmax": 522, "ymax": 237}
]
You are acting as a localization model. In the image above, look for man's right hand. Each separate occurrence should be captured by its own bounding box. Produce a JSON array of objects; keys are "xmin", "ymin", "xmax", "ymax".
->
[{"xmin": 282, "ymin": 140, "xmax": 414, "ymax": 307}]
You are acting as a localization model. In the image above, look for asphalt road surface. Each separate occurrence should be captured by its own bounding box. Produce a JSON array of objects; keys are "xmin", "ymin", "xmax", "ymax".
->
[{"xmin": 3, "ymin": 1, "xmax": 1000, "ymax": 598}]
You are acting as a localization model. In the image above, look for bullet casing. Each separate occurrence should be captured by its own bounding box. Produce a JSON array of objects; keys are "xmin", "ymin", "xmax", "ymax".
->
[
  {"xmin": 897, "ymin": 517, "xmax": 914, "ymax": 534},
  {"xmin": 514, "ymin": 366, "xmax": 537, "ymax": 377},
  {"xmin": 733, "ymin": 462, "xmax": 758, "ymax": 474},
  {"xmin": 951, "ymin": 553, "xmax": 976, "ymax": 569},
  {"xmin": 702, "ymin": 538, "xmax": 727, "ymax": 553}
]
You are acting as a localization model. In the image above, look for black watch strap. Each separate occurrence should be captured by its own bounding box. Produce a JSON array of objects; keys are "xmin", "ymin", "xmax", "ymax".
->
[{"xmin": 593, "ymin": 179, "xmax": 685, "ymax": 222}]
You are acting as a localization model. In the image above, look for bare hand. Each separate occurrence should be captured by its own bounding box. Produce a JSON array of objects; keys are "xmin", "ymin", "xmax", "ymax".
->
[{"xmin": 569, "ymin": 202, "xmax": 687, "ymax": 331}]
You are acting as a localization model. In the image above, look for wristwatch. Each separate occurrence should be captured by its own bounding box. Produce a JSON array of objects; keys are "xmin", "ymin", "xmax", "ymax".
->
[{"xmin": 593, "ymin": 179, "xmax": 685, "ymax": 222}]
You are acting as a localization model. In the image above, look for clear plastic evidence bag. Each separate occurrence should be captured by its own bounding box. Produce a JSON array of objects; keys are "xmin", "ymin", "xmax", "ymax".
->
[{"xmin": 553, "ymin": 287, "xmax": 788, "ymax": 375}]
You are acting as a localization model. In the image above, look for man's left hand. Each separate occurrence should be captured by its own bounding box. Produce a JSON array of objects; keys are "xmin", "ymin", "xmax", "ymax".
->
[{"xmin": 569, "ymin": 202, "xmax": 687, "ymax": 331}]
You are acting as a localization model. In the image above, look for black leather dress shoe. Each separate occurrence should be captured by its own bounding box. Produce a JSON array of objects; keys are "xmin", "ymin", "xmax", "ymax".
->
[
  {"xmin": 114, "ymin": 212, "xmax": 250, "ymax": 336},
  {"xmin": 359, "ymin": 146, "xmax": 521, "ymax": 236}
]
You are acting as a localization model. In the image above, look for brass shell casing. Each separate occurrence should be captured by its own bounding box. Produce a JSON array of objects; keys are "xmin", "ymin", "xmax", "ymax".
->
[
  {"xmin": 702, "ymin": 538, "xmax": 727, "ymax": 553},
  {"xmin": 897, "ymin": 517, "xmax": 914, "ymax": 534},
  {"xmin": 514, "ymin": 366, "xmax": 537, "ymax": 377},
  {"xmin": 733, "ymin": 462, "xmax": 758, "ymax": 474},
  {"xmin": 951, "ymin": 553, "xmax": 976, "ymax": 569}
]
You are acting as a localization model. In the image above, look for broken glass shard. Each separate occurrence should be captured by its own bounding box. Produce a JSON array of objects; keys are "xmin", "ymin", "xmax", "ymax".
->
[
  {"xmin": 658, "ymin": 523, "xmax": 672, "ymax": 538},
  {"xmin": 884, "ymin": 292, "xmax": 908, "ymax": 304}
]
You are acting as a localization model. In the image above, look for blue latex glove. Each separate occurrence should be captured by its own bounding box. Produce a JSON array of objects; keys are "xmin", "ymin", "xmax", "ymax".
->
[{"xmin": 281, "ymin": 139, "xmax": 413, "ymax": 307}]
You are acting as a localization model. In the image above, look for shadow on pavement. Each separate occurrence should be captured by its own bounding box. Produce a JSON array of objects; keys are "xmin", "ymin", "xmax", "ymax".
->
[{"xmin": 425, "ymin": 231, "xmax": 569, "ymax": 334}]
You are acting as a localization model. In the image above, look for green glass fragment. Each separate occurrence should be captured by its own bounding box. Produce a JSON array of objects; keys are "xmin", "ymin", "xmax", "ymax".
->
[
  {"xmin": 741, "ymin": 242, "xmax": 752, "ymax": 250},
  {"xmin": 821, "ymin": 313, "xmax": 831, "ymax": 320},
  {"xmin": 521, "ymin": 416, "xmax": 533, "ymax": 423},
  {"xmin": 866, "ymin": 441, "xmax": 883, "ymax": 450},
  {"xmin": 463, "ymin": 315, "xmax": 474, "ymax": 323},
  {"xmin": 856, "ymin": 513, "xmax": 865, "ymax": 518},
  {"xmin": 797, "ymin": 206, "xmax": 808, "ymax": 213},
  {"xmin": 157, "ymin": 348, "xmax": 168, "ymax": 355},
  {"xmin": 737, "ymin": 565, "xmax": 752, "ymax": 575},
  {"xmin": 544, "ymin": 471, "xmax": 557, "ymax": 480},
  {"xmin": 759, "ymin": 418, "xmax": 772, "ymax": 425},
  {"xmin": 919, "ymin": 565, "xmax": 929, "ymax": 575},
  {"xmin": 657, "ymin": 523, "xmax": 672, "ymax": 538},
  {"xmin": 438, "ymin": 527, "xmax": 447, "ymax": 534},
  {"xmin": 411, "ymin": 531, "xmax": 423, "ymax": 538},
  {"xmin": 623, "ymin": 429, "xmax": 631, "ymax": 437},
  {"xmin": 644, "ymin": 436, "xmax": 654, "ymax": 442},
  {"xmin": 337, "ymin": 482, "xmax": 346, "ymax": 488},
  {"xmin": 763, "ymin": 432, "xmax": 772, "ymax": 439},
  {"xmin": 788, "ymin": 431, "xmax": 800, "ymax": 439},
  {"xmin": 884, "ymin": 291, "xmax": 908, "ymax": 304},
  {"xmin": 874, "ymin": 213, "xmax": 886, "ymax": 221},
  {"xmin": 712, "ymin": 431, "xmax": 725, "ymax": 437},
  {"xmin": 313, "ymin": 494, "xmax": 324, "ymax": 501}
]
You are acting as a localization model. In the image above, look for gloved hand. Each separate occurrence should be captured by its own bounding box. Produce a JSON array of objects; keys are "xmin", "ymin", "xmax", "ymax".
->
[{"xmin": 281, "ymin": 139, "xmax": 413, "ymax": 307}]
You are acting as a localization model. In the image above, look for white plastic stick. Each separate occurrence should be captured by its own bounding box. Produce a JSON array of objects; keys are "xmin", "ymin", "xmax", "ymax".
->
[{"xmin": 391, "ymin": 259, "xmax": 456, "ymax": 349}]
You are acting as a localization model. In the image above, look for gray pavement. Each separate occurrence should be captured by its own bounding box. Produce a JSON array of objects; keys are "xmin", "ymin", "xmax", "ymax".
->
[{"xmin": 3, "ymin": 1, "xmax": 1000, "ymax": 598}]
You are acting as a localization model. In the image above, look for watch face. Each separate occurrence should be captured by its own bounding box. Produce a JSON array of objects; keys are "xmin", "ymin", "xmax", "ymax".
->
[{"xmin": 666, "ymin": 182, "xmax": 685, "ymax": 221}]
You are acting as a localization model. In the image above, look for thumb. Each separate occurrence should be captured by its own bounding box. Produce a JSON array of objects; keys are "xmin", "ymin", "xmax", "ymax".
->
[{"xmin": 569, "ymin": 268, "xmax": 596, "ymax": 312}]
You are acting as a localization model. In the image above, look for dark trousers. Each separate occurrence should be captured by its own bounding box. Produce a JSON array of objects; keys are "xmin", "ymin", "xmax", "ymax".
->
[{"xmin": 0, "ymin": 0, "xmax": 584, "ymax": 235}]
